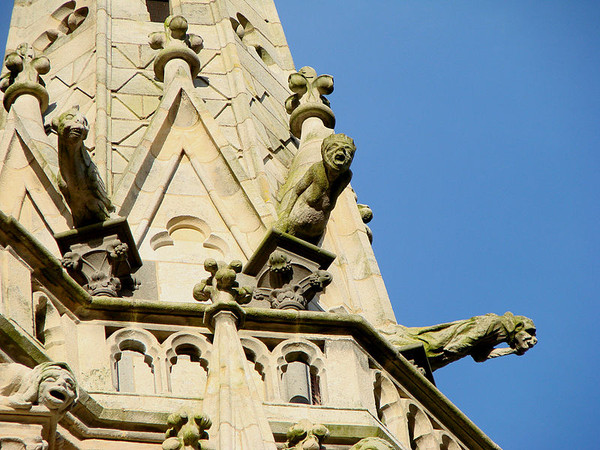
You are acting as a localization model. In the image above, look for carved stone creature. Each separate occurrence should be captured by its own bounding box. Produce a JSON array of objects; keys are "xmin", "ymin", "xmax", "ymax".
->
[
  {"xmin": 0, "ymin": 436, "xmax": 48, "ymax": 450},
  {"xmin": 379, "ymin": 312, "xmax": 537, "ymax": 371},
  {"xmin": 193, "ymin": 259, "xmax": 252, "ymax": 305},
  {"xmin": 283, "ymin": 420, "xmax": 329, "ymax": 450},
  {"xmin": 275, "ymin": 133, "xmax": 356, "ymax": 244},
  {"xmin": 0, "ymin": 362, "xmax": 78, "ymax": 417},
  {"xmin": 350, "ymin": 437, "xmax": 395, "ymax": 450},
  {"xmin": 252, "ymin": 251, "xmax": 332, "ymax": 310},
  {"xmin": 162, "ymin": 409, "xmax": 212, "ymax": 450},
  {"xmin": 52, "ymin": 106, "xmax": 115, "ymax": 228}
]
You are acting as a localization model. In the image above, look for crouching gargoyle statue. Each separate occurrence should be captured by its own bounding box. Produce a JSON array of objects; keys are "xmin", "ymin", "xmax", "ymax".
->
[{"xmin": 53, "ymin": 106, "xmax": 115, "ymax": 228}]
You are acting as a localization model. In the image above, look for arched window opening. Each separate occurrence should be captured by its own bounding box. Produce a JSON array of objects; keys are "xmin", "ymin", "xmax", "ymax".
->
[
  {"xmin": 244, "ymin": 348, "xmax": 266, "ymax": 400},
  {"xmin": 281, "ymin": 352, "xmax": 321, "ymax": 405},
  {"xmin": 115, "ymin": 340, "xmax": 155, "ymax": 394},
  {"xmin": 146, "ymin": 0, "xmax": 170, "ymax": 23},
  {"xmin": 169, "ymin": 344, "xmax": 207, "ymax": 397}
]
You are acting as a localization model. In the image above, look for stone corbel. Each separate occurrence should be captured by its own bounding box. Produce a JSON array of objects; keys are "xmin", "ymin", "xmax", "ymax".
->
[
  {"xmin": 149, "ymin": 15, "xmax": 204, "ymax": 85},
  {"xmin": 54, "ymin": 217, "xmax": 142, "ymax": 297}
]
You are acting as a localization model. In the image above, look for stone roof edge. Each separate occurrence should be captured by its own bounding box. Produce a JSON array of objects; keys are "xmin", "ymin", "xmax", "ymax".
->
[{"xmin": 0, "ymin": 211, "xmax": 500, "ymax": 450}]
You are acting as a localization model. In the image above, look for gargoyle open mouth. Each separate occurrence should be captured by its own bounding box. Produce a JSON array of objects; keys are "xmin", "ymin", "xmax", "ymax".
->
[
  {"xmin": 68, "ymin": 128, "xmax": 83, "ymax": 138},
  {"xmin": 49, "ymin": 389, "xmax": 67, "ymax": 402},
  {"xmin": 334, "ymin": 153, "xmax": 346, "ymax": 162}
]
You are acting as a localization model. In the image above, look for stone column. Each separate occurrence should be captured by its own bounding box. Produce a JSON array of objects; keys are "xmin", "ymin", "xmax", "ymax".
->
[{"xmin": 203, "ymin": 303, "xmax": 277, "ymax": 450}]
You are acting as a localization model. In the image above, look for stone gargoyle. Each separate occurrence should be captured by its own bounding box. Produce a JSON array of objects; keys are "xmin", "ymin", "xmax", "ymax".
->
[
  {"xmin": 275, "ymin": 133, "xmax": 356, "ymax": 244},
  {"xmin": 379, "ymin": 312, "xmax": 537, "ymax": 371},
  {"xmin": 52, "ymin": 106, "xmax": 115, "ymax": 228},
  {"xmin": 0, "ymin": 361, "xmax": 78, "ymax": 417}
]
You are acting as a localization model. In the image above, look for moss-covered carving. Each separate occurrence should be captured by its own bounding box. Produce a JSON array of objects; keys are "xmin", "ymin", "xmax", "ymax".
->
[
  {"xmin": 350, "ymin": 437, "xmax": 394, "ymax": 450},
  {"xmin": 193, "ymin": 259, "xmax": 252, "ymax": 305},
  {"xmin": 0, "ymin": 42, "xmax": 50, "ymax": 112},
  {"xmin": 52, "ymin": 106, "xmax": 115, "ymax": 228},
  {"xmin": 285, "ymin": 66, "xmax": 335, "ymax": 138},
  {"xmin": 0, "ymin": 362, "xmax": 78, "ymax": 417},
  {"xmin": 379, "ymin": 312, "xmax": 537, "ymax": 371},
  {"xmin": 162, "ymin": 409, "xmax": 212, "ymax": 450},
  {"xmin": 275, "ymin": 133, "xmax": 356, "ymax": 244},
  {"xmin": 283, "ymin": 420, "xmax": 329, "ymax": 450}
]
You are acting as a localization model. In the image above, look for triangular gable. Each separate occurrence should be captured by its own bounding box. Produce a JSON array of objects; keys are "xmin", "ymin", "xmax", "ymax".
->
[{"xmin": 114, "ymin": 84, "xmax": 272, "ymax": 259}]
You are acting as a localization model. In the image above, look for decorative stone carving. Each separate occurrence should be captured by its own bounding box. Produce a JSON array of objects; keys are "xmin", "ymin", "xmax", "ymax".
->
[
  {"xmin": 350, "ymin": 437, "xmax": 395, "ymax": 450},
  {"xmin": 379, "ymin": 312, "xmax": 538, "ymax": 371},
  {"xmin": 283, "ymin": 420, "xmax": 329, "ymax": 450},
  {"xmin": 52, "ymin": 106, "xmax": 115, "ymax": 228},
  {"xmin": 0, "ymin": 43, "xmax": 50, "ymax": 112},
  {"xmin": 162, "ymin": 409, "xmax": 212, "ymax": 450},
  {"xmin": 0, "ymin": 362, "xmax": 77, "ymax": 417},
  {"xmin": 252, "ymin": 251, "xmax": 332, "ymax": 310},
  {"xmin": 149, "ymin": 15, "xmax": 204, "ymax": 82},
  {"xmin": 193, "ymin": 259, "xmax": 252, "ymax": 305},
  {"xmin": 0, "ymin": 436, "xmax": 48, "ymax": 450},
  {"xmin": 352, "ymin": 187, "xmax": 374, "ymax": 243},
  {"xmin": 275, "ymin": 133, "xmax": 356, "ymax": 244},
  {"xmin": 54, "ymin": 217, "xmax": 143, "ymax": 297},
  {"xmin": 285, "ymin": 66, "xmax": 334, "ymax": 138}
]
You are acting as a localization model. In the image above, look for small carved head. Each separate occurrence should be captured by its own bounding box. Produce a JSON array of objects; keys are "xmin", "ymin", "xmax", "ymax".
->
[
  {"xmin": 52, "ymin": 106, "xmax": 89, "ymax": 144},
  {"xmin": 35, "ymin": 362, "xmax": 78, "ymax": 413},
  {"xmin": 510, "ymin": 315, "xmax": 537, "ymax": 355},
  {"xmin": 350, "ymin": 437, "xmax": 395, "ymax": 450},
  {"xmin": 321, "ymin": 133, "xmax": 356, "ymax": 173},
  {"xmin": 286, "ymin": 420, "xmax": 329, "ymax": 450}
]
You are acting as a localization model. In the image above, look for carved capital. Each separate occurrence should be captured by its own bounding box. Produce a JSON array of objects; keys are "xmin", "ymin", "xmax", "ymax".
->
[
  {"xmin": 0, "ymin": 43, "xmax": 50, "ymax": 112},
  {"xmin": 252, "ymin": 251, "xmax": 332, "ymax": 310},
  {"xmin": 55, "ymin": 218, "xmax": 142, "ymax": 297},
  {"xmin": 285, "ymin": 66, "xmax": 335, "ymax": 138},
  {"xmin": 149, "ymin": 15, "xmax": 204, "ymax": 82},
  {"xmin": 162, "ymin": 408, "xmax": 212, "ymax": 450}
]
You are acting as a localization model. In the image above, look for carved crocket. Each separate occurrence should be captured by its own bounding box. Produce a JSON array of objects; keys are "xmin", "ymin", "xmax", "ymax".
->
[{"xmin": 53, "ymin": 106, "xmax": 114, "ymax": 228}]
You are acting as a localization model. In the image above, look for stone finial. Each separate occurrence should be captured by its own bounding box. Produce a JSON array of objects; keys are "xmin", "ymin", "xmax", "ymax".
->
[
  {"xmin": 52, "ymin": 106, "xmax": 115, "ymax": 228},
  {"xmin": 0, "ymin": 43, "xmax": 50, "ymax": 112},
  {"xmin": 275, "ymin": 133, "xmax": 356, "ymax": 244},
  {"xmin": 350, "ymin": 437, "xmax": 395, "ymax": 450},
  {"xmin": 283, "ymin": 420, "xmax": 329, "ymax": 450},
  {"xmin": 0, "ymin": 362, "xmax": 78, "ymax": 417},
  {"xmin": 149, "ymin": 15, "xmax": 204, "ymax": 82},
  {"xmin": 252, "ymin": 251, "xmax": 332, "ymax": 310},
  {"xmin": 193, "ymin": 259, "xmax": 252, "ymax": 305},
  {"xmin": 285, "ymin": 66, "xmax": 335, "ymax": 138},
  {"xmin": 379, "ymin": 312, "xmax": 538, "ymax": 371},
  {"xmin": 162, "ymin": 409, "xmax": 212, "ymax": 450}
]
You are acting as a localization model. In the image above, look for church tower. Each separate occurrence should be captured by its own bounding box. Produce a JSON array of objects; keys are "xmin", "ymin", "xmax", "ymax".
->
[{"xmin": 0, "ymin": 1, "xmax": 536, "ymax": 449}]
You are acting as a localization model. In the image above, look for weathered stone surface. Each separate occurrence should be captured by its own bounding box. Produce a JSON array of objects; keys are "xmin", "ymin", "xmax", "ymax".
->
[
  {"xmin": 275, "ymin": 133, "xmax": 356, "ymax": 244},
  {"xmin": 53, "ymin": 106, "xmax": 115, "ymax": 228},
  {"xmin": 350, "ymin": 437, "xmax": 395, "ymax": 449},
  {"xmin": 162, "ymin": 408, "xmax": 212, "ymax": 450},
  {"xmin": 0, "ymin": 362, "xmax": 77, "ymax": 417},
  {"xmin": 193, "ymin": 258, "xmax": 252, "ymax": 305},
  {"xmin": 283, "ymin": 420, "xmax": 329, "ymax": 449},
  {"xmin": 380, "ymin": 312, "xmax": 537, "ymax": 371}
]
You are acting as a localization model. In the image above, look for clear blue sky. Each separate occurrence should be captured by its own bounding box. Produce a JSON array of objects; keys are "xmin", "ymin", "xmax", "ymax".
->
[{"xmin": 1, "ymin": 1, "xmax": 598, "ymax": 449}]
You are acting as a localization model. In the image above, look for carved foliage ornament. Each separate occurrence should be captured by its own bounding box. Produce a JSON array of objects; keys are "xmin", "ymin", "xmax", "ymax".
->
[
  {"xmin": 283, "ymin": 420, "xmax": 329, "ymax": 450},
  {"xmin": 252, "ymin": 251, "xmax": 332, "ymax": 310},
  {"xmin": 162, "ymin": 409, "xmax": 212, "ymax": 450},
  {"xmin": 0, "ymin": 43, "xmax": 50, "ymax": 112},
  {"xmin": 193, "ymin": 259, "xmax": 252, "ymax": 305},
  {"xmin": 149, "ymin": 15, "xmax": 204, "ymax": 81}
]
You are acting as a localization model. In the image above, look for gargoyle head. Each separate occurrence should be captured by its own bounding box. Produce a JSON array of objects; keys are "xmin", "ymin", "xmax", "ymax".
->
[
  {"xmin": 508, "ymin": 314, "xmax": 537, "ymax": 355},
  {"xmin": 52, "ymin": 106, "xmax": 89, "ymax": 145},
  {"xmin": 322, "ymin": 133, "xmax": 356, "ymax": 173},
  {"xmin": 33, "ymin": 362, "xmax": 78, "ymax": 413}
]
